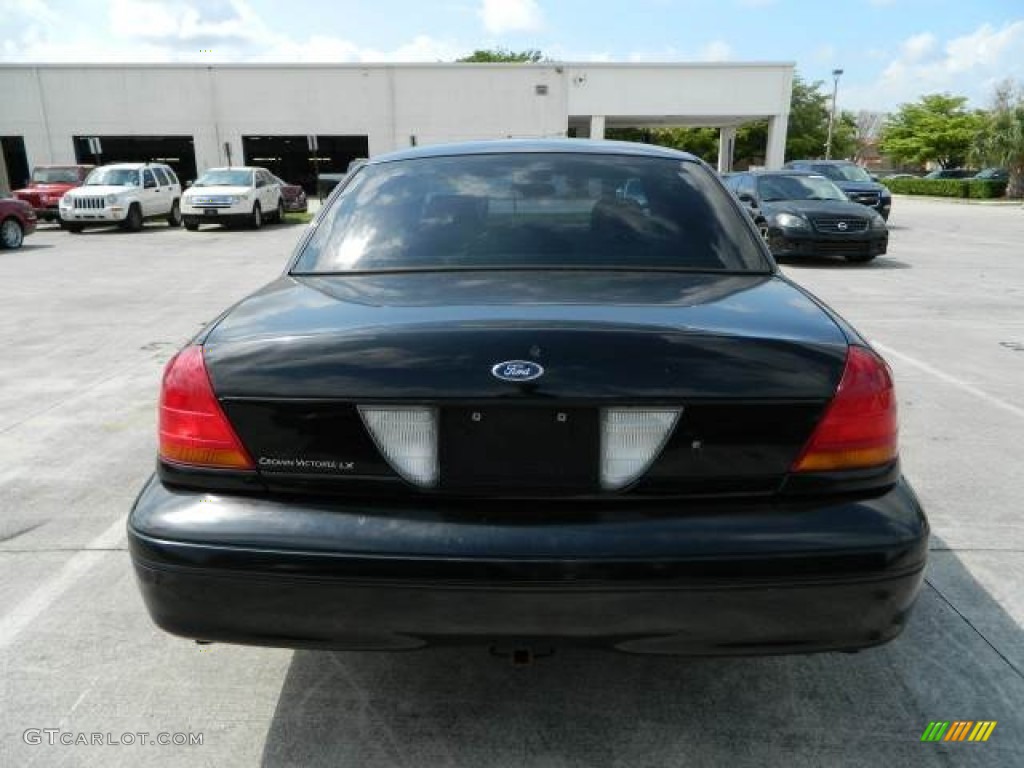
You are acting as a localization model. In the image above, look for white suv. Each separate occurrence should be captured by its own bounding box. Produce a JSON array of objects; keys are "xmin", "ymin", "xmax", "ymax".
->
[
  {"xmin": 181, "ymin": 167, "xmax": 283, "ymax": 231},
  {"xmin": 59, "ymin": 163, "xmax": 182, "ymax": 232}
]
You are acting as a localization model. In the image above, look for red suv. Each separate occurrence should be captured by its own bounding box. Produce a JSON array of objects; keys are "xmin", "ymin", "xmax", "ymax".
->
[{"xmin": 13, "ymin": 165, "xmax": 94, "ymax": 222}]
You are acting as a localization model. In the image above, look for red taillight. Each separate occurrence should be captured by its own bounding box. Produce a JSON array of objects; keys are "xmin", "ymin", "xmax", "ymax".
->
[
  {"xmin": 791, "ymin": 346, "xmax": 898, "ymax": 473},
  {"xmin": 158, "ymin": 346, "xmax": 254, "ymax": 470}
]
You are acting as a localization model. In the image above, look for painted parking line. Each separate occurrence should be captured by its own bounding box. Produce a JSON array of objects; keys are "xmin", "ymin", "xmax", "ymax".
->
[
  {"xmin": 873, "ymin": 341, "xmax": 1024, "ymax": 422},
  {"xmin": 0, "ymin": 517, "xmax": 124, "ymax": 652}
]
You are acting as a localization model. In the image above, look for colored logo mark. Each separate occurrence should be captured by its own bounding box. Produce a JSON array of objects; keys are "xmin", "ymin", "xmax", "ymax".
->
[{"xmin": 921, "ymin": 721, "xmax": 997, "ymax": 742}]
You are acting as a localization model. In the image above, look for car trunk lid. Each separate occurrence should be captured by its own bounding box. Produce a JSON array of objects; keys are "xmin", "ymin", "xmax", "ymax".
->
[{"xmin": 202, "ymin": 271, "xmax": 848, "ymax": 497}]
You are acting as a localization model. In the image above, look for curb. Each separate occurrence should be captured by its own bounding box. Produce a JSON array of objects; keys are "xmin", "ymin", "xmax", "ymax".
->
[{"xmin": 890, "ymin": 194, "xmax": 1022, "ymax": 207}]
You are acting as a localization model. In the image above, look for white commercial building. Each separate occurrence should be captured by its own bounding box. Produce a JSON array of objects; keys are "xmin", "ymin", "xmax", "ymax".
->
[{"xmin": 0, "ymin": 62, "xmax": 792, "ymax": 193}]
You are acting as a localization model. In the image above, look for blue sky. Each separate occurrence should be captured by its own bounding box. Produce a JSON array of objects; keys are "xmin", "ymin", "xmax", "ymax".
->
[{"xmin": 2, "ymin": 0, "xmax": 1022, "ymax": 111}]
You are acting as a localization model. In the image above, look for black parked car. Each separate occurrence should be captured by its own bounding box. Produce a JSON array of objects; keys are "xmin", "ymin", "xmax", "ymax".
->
[
  {"xmin": 725, "ymin": 170, "xmax": 888, "ymax": 263},
  {"xmin": 972, "ymin": 167, "xmax": 1008, "ymax": 182},
  {"xmin": 129, "ymin": 140, "xmax": 927, "ymax": 656},
  {"xmin": 784, "ymin": 160, "xmax": 892, "ymax": 220},
  {"xmin": 923, "ymin": 168, "xmax": 973, "ymax": 180}
]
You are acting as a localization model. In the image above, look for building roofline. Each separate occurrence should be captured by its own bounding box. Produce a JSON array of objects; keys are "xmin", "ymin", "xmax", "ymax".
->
[{"xmin": 0, "ymin": 61, "xmax": 795, "ymax": 71}]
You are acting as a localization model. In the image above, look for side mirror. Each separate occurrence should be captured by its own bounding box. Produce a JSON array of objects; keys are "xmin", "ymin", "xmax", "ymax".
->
[
  {"xmin": 185, "ymin": 180, "xmax": 193, "ymax": 188},
  {"xmin": 869, "ymin": 175, "xmax": 879, "ymax": 182},
  {"xmin": 738, "ymin": 193, "xmax": 757, "ymax": 207}
]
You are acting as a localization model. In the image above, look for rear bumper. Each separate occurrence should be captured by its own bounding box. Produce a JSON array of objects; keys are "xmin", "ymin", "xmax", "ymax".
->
[{"xmin": 128, "ymin": 476, "xmax": 928, "ymax": 655}]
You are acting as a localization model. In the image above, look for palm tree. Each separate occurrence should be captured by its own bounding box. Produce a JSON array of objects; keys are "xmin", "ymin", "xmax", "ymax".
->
[{"xmin": 973, "ymin": 81, "xmax": 1024, "ymax": 199}]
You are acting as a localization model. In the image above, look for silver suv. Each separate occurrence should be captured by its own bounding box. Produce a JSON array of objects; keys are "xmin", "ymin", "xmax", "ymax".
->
[{"xmin": 59, "ymin": 163, "xmax": 182, "ymax": 232}]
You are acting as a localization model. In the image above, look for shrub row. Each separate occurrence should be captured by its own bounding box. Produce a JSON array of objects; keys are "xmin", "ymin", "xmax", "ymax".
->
[{"xmin": 882, "ymin": 178, "xmax": 1008, "ymax": 199}]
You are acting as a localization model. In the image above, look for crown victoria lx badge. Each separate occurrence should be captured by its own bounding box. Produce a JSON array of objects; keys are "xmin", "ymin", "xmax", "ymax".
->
[{"xmin": 491, "ymin": 360, "xmax": 544, "ymax": 382}]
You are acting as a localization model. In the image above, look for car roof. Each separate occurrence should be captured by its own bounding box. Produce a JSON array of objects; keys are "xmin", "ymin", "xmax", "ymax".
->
[
  {"xmin": 97, "ymin": 162, "xmax": 170, "ymax": 170},
  {"xmin": 369, "ymin": 139, "xmax": 701, "ymax": 165},
  {"xmin": 738, "ymin": 170, "xmax": 823, "ymax": 178},
  {"xmin": 204, "ymin": 166, "xmax": 263, "ymax": 172},
  {"xmin": 787, "ymin": 159, "xmax": 855, "ymax": 166}
]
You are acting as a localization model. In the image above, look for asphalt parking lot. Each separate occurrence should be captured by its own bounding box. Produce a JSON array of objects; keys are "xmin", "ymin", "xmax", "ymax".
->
[{"xmin": 1, "ymin": 198, "xmax": 1022, "ymax": 767}]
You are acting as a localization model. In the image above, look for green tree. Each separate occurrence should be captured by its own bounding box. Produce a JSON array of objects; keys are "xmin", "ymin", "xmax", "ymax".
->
[
  {"xmin": 782, "ymin": 75, "xmax": 857, "ymax": 160},
  {"xmin": 605, "ymin": 126, "xmax": 719, "ymax": 163},
  {"xmin": 457, "ymin": 48, "xmax": 544, "ymax": 63},
  {"xmin": 879, "ymin": 94, "xmax": 985, "ymax": 168},
  {"xmin": 972, "ymin": 80, "xmax": 1024, "ymax": 198}
]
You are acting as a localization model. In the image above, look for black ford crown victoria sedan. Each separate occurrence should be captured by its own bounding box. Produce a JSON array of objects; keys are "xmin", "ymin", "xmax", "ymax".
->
[{"xmin": 129, "ymin": 140, "xmax": 928, "ymax": 656}]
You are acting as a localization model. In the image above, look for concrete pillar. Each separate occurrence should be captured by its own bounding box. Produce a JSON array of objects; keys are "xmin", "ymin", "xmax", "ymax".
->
[
  {"xmin": 590, "ymin": 115, "xmax": 606, "ymax": 140},
  {"xmin": 717, "ymin": 126, "xmax": 736, "ymax": 173},
  {"xmin": 765, "ymin": 113, "xmax": 789, "ymax": 169}
]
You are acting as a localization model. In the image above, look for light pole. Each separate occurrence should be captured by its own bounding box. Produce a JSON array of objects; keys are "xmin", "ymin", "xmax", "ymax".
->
[{"xmin": 824, "ymin": 68, "xmax": 844, "ymax": 159}]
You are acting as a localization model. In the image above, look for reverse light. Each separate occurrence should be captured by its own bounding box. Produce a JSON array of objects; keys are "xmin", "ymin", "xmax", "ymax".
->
[
  {"xmin": 791, "ymin": 346, "xmax": 898, "ymax": 472},
  {"xmin": 359, "ymin": 406, "xmax": 439, "ymax": 488},
  {"xmin": 600, "ymin": 408, "xmax": 681, "ymax": 490},
  {"xmin": 158, "ymin": 346, "xmax": 254, "ymax": 470}
]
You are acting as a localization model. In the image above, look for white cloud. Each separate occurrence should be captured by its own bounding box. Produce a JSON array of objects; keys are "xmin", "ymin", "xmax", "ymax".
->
[
  {"xmin": 943, "ymin": 21, "xmax": 1023, "ymax": 74},
  {"xmin": 841, "ymin": 20, "xmax": 1024, "ymax": 110},
  {"xmin": 900, "ymin": 32, "xmax": 936, "ymax": 62},
  {"xmin": 0, "ymin": 0, "xmax": 462, "ymax": 63},
  {"xmin": 698, "ymin": 40, "xmax": 732, "ymax": 61},
  {"xmin": 625, "ymin": 45, "xmax": 681, "ymax": 62},
  {"xmin": 813, "ymin": 44, "xmax": 836, "ymax": 64},
  {"xmin": 478, "ymin": 0, "xmax": 543, "ymax": 35}
]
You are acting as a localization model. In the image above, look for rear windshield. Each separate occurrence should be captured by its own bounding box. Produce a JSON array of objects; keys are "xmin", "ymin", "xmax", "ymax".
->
[
  {"xmin": 32, "ymin": 167, "xmax": 81, "ymax": 184},
  {"xmin": 293, "ymin": 153, "xmax": 769, "ymax": 274},
  {"xmin": 194, "ymin": 170, "xmax": 254, "ymax": 187}
]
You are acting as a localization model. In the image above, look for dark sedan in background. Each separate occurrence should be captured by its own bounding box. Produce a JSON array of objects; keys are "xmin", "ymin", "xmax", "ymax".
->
[
  {"xmin": 725, "ymin": 170, "xmax": 889, "ymax": 263},
  {"xmin": 272, "ymin": 175, "xmax": 308, "ymax": 213},
  {"xmin": 129, "ymin": 141, "xmax": 927, "ymax": 657},
  {"xmin": 0, "ymin": 196, "xmax": 38, "ymax": 249},
  {"xmin": 924, "ymin": 168, "xmax": 973, "ymax": 180},
  {"xmin": 784, "ymin": 159, "xmax": 892, "ymax": 220}
]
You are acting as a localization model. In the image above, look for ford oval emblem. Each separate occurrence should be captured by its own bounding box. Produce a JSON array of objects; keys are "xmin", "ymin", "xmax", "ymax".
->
[{"xmin": 491, "ymin": 360, "xmax": 544, "ymax": 382}]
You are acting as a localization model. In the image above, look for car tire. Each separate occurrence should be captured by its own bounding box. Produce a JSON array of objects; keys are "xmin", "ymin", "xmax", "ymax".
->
[
  {"xmin": 123, "ymin": 204, "xmax": 143, "ymax": 232},
  {"xmin": 251, "ymin": 203, "xmax": 262, "ymax": 230},
  {"xmin": 167, "ymin": 199, "xmax": 182, "ymax": 228},
  {"xmin": 183, "ymin": 218, "xmax": 199, "ymax": 231},
  {"xmin": 65, "ymin": 223, "xmax": 84, "ymax": 234},
  {"xmin": 0, "ymin": 217, "xmax": 24, "ymax": 249},
  {"xmin": 275, "ymin": 199, "xmax": 285, "ymax": 223}
]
